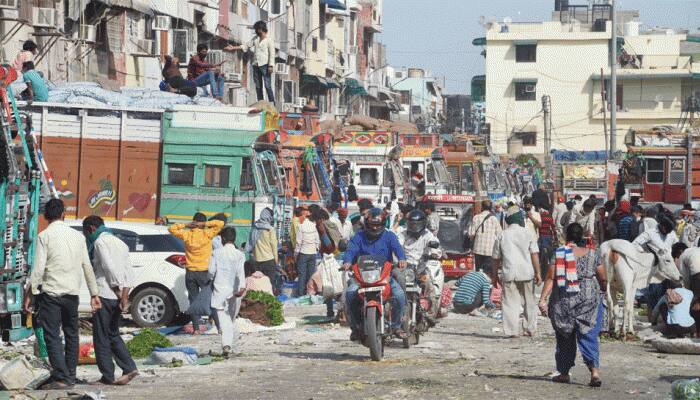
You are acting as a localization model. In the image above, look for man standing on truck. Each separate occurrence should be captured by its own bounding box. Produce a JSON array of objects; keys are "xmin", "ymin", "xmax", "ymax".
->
[
  {"xmin": 168, "ymin": 213, "xmax": 225, "ymax": 334},
  {"xmin": 25, "ymin": 199, "xmax": 102, "ymax": 390},
  {"xmin": 82, "ymin": 216, "xmax": 139, "ymax": 386},
  {"xmin": 225, "ymin": 21, "xmax": 276, "ymax": 103}
]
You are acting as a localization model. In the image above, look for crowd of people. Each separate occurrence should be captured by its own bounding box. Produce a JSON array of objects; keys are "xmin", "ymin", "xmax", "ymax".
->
[{"xmin": 23, "ymin": 184, "xmax": 700, "ymax": 391}]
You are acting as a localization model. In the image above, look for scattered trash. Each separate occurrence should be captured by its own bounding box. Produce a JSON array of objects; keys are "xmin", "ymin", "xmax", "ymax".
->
[
  {"xmin": 484, "ymin": 384, "xmax": 494, "ymax": 392},
  {"xmin": 240, "ymin": 291, "xmax": 285, "ymax": 326},
  {"xmin": 149, "ymin": 347, "xmax": 198, "ymax": 366},
  {"xmin": 0, "ymin": 356, "xmax": 50, "ymax": 390},
  {"xmin": 305, "ymin": 327, "xmax": 326, "ymax": 333},
  {"xmin": 66, "ymin": 390, "xmax": 106, "ymax": 400},
  {"xmin": 196, "ymin": 356, "xmax": 213, "ymax": 366},
  {"xmin": 491, "ymin": 327, "xmax": 502, "ymax": 333},
  {"xmin": 415, "ymin": 341, "xmax": 444, "ymax": 349},
  {"xmin": 672, "ymin": 378, "xmax": 700, "ymax": 400},
  {"xmin": 126, "ymin": 328, "xmax": 174, "ymax": 358}
]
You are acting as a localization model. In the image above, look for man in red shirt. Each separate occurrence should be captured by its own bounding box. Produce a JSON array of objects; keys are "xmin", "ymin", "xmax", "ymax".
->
[{"xmin": 187, "ymin": 44, "xmax": 225, "ymax": 100}]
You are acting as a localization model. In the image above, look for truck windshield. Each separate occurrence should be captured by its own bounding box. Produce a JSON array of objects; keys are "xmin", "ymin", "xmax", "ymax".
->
[
  {"xmin": 432, "ymin": 160, "xmax": 451, "ymax": 185},
  {"xmin": 462, "ymin": 163, "xmax": 475, "ymax": 193}
]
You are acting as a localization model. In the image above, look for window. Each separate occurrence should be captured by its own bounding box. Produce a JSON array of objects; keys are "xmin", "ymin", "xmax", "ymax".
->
[
  {"xmin": 139, "ymin": 235, "xmax": 186, "ymax": 253},
  {"xmin": 426, "ymin": 163, "xmax": 436, "ymax": 183},
  {"xmin": 514, "ymin": 82, "xmax": 536, "ymax": 101},
  {"xmin": 172, "ymin": 29, "xmax": 189, "ymax": 65},
  {"xmin": 515, "ymin": 44, "xmax": 537, "ymax": 62},
  {"xmin": 399, "ymin": 91, "xmax": 410, "ymax": 105},
  {"xmin": 395, "ymin": 72, "xmax": 402, "ymax": 79},
  {"xmin": 230, "ymin": 0, "xmax": 238, "ymax": 13},
  {"xmin": 411, "ymin": 105, "xmax": 422, "ymax": 116},
  {"xmin": 204, "ymin": 165, "xmax": 230, "ymax": 188},
  {"xmin": 359, "ymin": 168, "xmax": 379, "ymax": 186},
  {"xmin": 319, "ymin": 4, "xmax": 326, "ymax": 40},
  {"xmin": 312, "ymin": 37, "xmax": 318, "ymax": 52},
  {"xmin": 668, "ymin": 158, "xmax": 686, "ymax": 185},
  {"xmin": 518, "ymin": 132, "xmax": 537, "ymax": 146},
  {"xmin": 240, "ymin": 157, "xmax": 255, "ymax": 191},
  {"xmin": 167, "ymin": 163, "xmax": 195, "ymax": 185},
  {"xmin": 297, "ymin": 33, "xmax": 303, "ymax": 50},
  {"xmin": 271, "ymin": 0, "xmax": 281, "ymax": 14},
  {"xmin": 646, "ymin": 158, "xmax": 665, "ymax": 184}
]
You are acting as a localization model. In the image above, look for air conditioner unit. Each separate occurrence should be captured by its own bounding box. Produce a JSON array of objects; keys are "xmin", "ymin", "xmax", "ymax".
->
[
  {"xmin": 525, "ymin": 85, "xmax": 536, "ymax": 93},
  {"xmin": 348, "ymin": 46, "xmax": 358, "ymax": 55},
  {"xmin": 225, "ymin": 72, "xmax": 242, "ymax": 82},
  {"xmin": 136, "ymin": 39, "xmax": 154, "ymax": 55},
  {"xmin": 0, "ymin": 0, "xmax": 18, "ymax": 9},
  {"xmin": 79, "ymin": 24, "xmax": 97, "ymax": 42},
  {"xmin": 153, "ymin": 15, "xmax": 171, "ymax": 31},
  {"xmin": 207, "ymin": 50, "xmax": 223, "ymax": 65},
  {"xmin": 295, "ymin": 97, "xmax": 308, "ymax": 108},
  {"xmin": 32, "ymin": 7, "xmax": 57, "ymax": 28},
  {"xmin": 274, "ymin": 63, "xmax": 289, "ymax": 75}
]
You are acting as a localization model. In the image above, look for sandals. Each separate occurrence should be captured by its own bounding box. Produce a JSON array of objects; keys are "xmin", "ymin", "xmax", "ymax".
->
[{"xmin": 589, "ymin": 377, "xmax": 602, "ymax": 387}]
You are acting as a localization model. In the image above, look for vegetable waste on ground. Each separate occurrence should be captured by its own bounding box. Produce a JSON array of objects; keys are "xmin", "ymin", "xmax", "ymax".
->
[{"xmin": 126, "ymin": 328, "xmax": 174, "ymax": 358}]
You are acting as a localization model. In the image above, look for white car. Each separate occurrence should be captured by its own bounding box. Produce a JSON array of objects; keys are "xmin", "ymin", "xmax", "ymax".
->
[{"xmin": 67, "ymin": 220, "xmax": 189, "ymax": 327}]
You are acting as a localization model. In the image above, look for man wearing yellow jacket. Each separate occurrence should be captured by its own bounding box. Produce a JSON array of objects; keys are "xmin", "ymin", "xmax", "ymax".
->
[{"xmin": 169, "ymin": 213, "xmax": 224, "ymax": 333}]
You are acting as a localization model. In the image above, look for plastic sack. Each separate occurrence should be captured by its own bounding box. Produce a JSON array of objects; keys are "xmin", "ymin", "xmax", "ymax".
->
[
  {"xmin": 149, "ymin": 346, "xmax": 198, "ymax": 365},
  {"xmin": 672, "ymin": 378, "xmax": 700, "ymax": 400},
  {"xmin": 66, "ymin": 95, "xmax": 107, "ymax": 107},
  {"xmin": 319, "ymin": 254, "xmax": 344, "ymax": 300},
  {"xmin": 0, "ymin": 356, "xmax": 51, "ymax": 390}
]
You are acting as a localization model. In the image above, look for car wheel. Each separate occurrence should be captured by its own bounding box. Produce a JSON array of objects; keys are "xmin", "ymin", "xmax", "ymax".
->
[{"xmin": 130, "ymin": 287, "xmax": 175, "ymax": 328}]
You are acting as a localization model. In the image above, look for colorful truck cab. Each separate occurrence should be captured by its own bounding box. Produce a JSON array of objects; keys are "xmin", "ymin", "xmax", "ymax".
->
[
  {"xmin": 159, "ymin": 105, "xmax": 289, "ymax": 245},
  {"xmin": 400, "ymin": 146, "xmax": 451, "ymax": 196}
]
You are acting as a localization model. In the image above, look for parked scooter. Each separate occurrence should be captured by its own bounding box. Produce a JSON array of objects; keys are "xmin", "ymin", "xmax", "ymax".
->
[{"xmin": 350, "ymin": 255, "xmax": 401, "ymax": 361}]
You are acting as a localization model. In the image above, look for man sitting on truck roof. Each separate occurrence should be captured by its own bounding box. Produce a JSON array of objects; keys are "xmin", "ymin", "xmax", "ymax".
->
[
  {"xmin": 187, "ymin": 44, "xmax": 225, "ymax": 100},
  {"xmin": 21, "ymin": 61, "xmax": 48, "ymax": 103}
]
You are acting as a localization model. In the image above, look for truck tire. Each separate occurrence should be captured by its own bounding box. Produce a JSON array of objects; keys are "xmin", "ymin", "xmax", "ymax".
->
[
  {"xmin": 130, "ymin": 287, "xmax": 176, "ymax": 328},
  {"xmin": 365, "ymin": 307, "xmax": 383, "ymax": 361}
]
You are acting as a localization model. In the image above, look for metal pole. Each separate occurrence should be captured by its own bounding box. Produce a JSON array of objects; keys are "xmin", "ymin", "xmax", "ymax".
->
[
  {"xmin": 542, "ymin": 95, "xmax": 552, "ymax": 178},
  {"xmin": 461, "ymin": 108, "xmax": 465, "ymax": 133},
  {"xmin": 688, "ymin": 96, "xmax": 696, "ymax": 204},
  {"xmin": 409, "ymin": 89, "xmax": 413, "ymax": 123},
  {"xmin": 610, "ymin": 0, "xmax": 617, "ymax": 156}
]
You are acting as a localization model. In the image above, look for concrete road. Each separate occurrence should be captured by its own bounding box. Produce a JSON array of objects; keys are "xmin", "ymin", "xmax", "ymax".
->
[{"xmin": 41, "ymin": 305, "xmax": 698, "ymax": 400}]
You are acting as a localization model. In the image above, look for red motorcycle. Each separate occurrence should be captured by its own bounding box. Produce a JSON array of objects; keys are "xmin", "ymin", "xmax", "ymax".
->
[{"xmin": 351, "ymin": 255, "xmax": 396, "ymax": 361}]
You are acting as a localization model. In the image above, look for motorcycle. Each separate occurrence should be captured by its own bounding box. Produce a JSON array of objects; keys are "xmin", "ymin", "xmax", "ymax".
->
[
  {"xmin": 421, "ymin": 241, "xmax": 445, "ymax": 321},
  {"xmin": 351, "ymin": 255, "xmax": 399, "ymax": 361}
]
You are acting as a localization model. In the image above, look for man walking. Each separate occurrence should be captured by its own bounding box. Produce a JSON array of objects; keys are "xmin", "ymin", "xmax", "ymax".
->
[
  {"xmin": 169, "ymin": 213, "xmax": 224, "ymax": 333},
  {"xmin": 492, "ymin": 205, "xmax": 542, "ymax": 337},
  {"xmin": 468, "ymin": 200, "xmax": 501, "ymax": 277},
  {"xmin": 25, "ymin": 199, "xmax": 101, "ymax": 389},
  {"xmin": 82, "ymin": 216, "xmax": 138, "ymax": 385},
  {"xmin": 295, "ymin": 208, "xmax": 320, "ymax": 296},
  {"xmin": 226, "ymin": 20, "xmax": 276, "ymax": 102},
  {"xmin": 209, "ymin": 227, "xmax": 246, "ymax": 358}
]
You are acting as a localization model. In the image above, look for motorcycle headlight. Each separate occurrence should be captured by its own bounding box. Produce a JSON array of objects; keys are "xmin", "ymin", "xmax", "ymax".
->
[
  {"xmin": 361, "ymin": 269, "xmax": 382, "ymax": 284},
  {"xmin": 405, "ymin": 268, "xmax": 416, "ymax": 283}
]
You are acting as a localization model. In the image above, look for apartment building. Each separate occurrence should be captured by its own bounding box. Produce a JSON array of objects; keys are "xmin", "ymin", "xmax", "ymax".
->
[{"xmin": 388, "ymin": 67, "xmax": 444, "ymax": 133}]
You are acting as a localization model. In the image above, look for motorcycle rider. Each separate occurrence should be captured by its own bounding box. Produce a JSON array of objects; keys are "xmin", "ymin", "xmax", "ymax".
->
[
  {"xmin": 397, "ymin": 209, "xmax": 439, "ymax": 267},
  {"xmin": 343, "ymin": 208, "xmax": 407, "ymax": 341}
]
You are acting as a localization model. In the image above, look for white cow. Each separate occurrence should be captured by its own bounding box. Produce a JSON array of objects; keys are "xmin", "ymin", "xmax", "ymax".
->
[{"xmin": 599, "ymin": 239, "xmax": 681, "ymax": 338}]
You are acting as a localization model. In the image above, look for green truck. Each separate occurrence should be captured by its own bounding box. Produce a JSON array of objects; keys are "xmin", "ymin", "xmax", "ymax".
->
[{"xmin": 159, "ymin": 105, "xmax": 291, "ymax": 245}]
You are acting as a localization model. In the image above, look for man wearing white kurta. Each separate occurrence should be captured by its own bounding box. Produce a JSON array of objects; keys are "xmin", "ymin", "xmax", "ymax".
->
[{"xmin": 209, "ymin": 227, "xmax": 247, "ymax": 358}]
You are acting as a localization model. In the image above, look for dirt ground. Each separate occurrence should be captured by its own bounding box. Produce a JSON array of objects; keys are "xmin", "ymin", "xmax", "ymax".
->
[{"xmin": 25, "ymin": 303, "xmax": 698, "ymax": 400}]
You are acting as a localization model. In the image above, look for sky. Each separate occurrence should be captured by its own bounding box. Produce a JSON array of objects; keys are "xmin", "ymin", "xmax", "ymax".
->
[{"xmin": 381, "ymin": 0, "xmax": 700, "ymax": 94}]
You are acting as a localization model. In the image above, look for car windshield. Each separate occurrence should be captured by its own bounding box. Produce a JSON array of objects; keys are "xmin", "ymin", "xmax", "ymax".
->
[{"xmin": 139, "ymin": 235, "xmax": 185, "ymax": 253}]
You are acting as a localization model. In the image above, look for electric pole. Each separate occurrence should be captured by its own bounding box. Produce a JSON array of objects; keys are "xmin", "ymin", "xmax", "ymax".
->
[
  {"xmin": 542, "ymin": 95, "xmax": 552, "ymax": 179},
  {"xmin": 461, "ymin": 108, "xmax": 465, "ymax": 133},
  {"xmin": 610, "ymin": 0, "xmax": 618, "ymax": 156}
]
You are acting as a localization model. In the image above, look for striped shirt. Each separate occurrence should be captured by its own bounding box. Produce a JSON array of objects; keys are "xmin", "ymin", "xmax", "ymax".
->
[
  {"xmin": 453, "ymin": 271, "xmax": 495, "ymax": 308},
  {"xmin": 539, "ymin": 210, "xmax": 555, "ymax": 238}
]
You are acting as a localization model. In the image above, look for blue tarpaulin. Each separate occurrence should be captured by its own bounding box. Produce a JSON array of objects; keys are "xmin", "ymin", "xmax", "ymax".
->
[{"xmin": 552, "ymin": 150, "xmax": 608, "ymax": 162}]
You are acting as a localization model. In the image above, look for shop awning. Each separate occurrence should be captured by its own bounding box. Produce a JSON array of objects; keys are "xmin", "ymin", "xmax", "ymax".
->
[
  {"xmin": 302, "ymin": 74, "xmax": 329, "ymax": 88},
  {"xmin": 345, "ymin": 78, "xmax": 368, "ymax": 97},
  {"xmin": 512, "ymin": 77, "xmax": 538, "ymax": 83},
  {"xmin": 320, "ymin": 0, "xmax": 347, "ymax": 10},
  {"xmin": 326, "ymin": 79, "xmax": 340, "ymax": 89},
  {"xmin": 472, "ymin": 37, "xmax": 486, "ymax": 46}
]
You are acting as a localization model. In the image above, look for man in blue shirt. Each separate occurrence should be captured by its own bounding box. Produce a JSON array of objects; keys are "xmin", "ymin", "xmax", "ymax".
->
[
  {"xmin": 652, "ymin": 282, "xmax": 696, "ymax": 338},
  {"xmin": 343, "ymin": 208, "xmax": 407, "ymax": 341},
  {"xmin": 21, "ymin": 61, "xmax": 48, "ymax": 103}
]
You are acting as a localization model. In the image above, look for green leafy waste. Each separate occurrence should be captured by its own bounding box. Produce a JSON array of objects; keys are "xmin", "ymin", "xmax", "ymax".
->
[
  {"xmin": 126, "ymin": 328, "xmax": 174, "ymax": 358},
  {"xmin": 245, "ymin": 290, "xmax": 285, "ymax": 326}
]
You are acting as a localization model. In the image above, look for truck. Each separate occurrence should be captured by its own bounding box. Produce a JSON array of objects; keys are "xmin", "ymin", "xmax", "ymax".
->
[
  {"xmin": 400, "ymin": 147, "xmax": 451, "ymax": 196},
  {"xmin": 0, "ymin": 75, "xmax": 48, "ymax": 341},
  {"xmin": 333, "ymin": 131, "xmax": 406, "ymax": 207},
  {"xmin": 552, "ymin": 150, "xmax": 610, "ymax": 206},
  {"xmin": 158, "ymin": 105, "xmax": 290, "ymax": 244}
]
